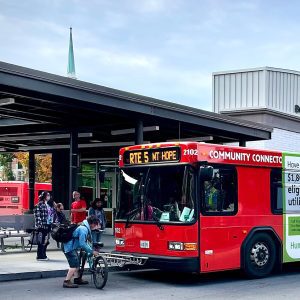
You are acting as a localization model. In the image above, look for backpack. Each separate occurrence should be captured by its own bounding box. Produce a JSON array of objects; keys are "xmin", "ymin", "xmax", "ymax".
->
[{"xmin": 51, "ymin": 223, "xmax": 78, "ymax": 243}]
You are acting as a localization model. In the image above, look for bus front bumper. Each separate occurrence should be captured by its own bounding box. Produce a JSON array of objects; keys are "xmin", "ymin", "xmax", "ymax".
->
[{"xmin": 113, "ymin": 251, "xmax": 200, "ymax": 273}]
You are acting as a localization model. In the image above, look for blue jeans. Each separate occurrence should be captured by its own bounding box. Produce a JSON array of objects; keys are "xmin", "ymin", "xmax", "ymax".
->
[{"xmin": 91, "ymin": 230, "xmax": 102, "ymax": 245}]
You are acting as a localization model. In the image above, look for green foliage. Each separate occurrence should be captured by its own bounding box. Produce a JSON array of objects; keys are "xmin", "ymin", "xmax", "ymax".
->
[
  {"xmin": 35, "ymin": 154, "xmax": 52, "ymax": 182},
  {"xmin": 0, "ymin": 153, "xmax": 15, "ymax": 180},
  {"xmin": 14, "ymin": 152, "xmax": 52, "ymax": 182},
  {"xmin": 0, "ymin": 153, "xmax": 52, "ymax": 182}
]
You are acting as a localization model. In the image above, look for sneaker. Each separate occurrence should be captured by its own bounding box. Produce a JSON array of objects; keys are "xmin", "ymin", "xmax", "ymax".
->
[
  {"xmin": 63, "ymin": 280, "xmax": 78, "ymax": 288},
  {"xmin": 36, "ymin": 257, "xmax": 49, "ymax": 261},
  {"xmin": 74, "ymin": 277, "xmax": 89, "ymax": 285}
]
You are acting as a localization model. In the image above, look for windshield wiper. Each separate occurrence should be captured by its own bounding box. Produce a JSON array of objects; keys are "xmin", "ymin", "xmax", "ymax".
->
[
  {"xmin": 152, "ymin": 212, "xmax": 164, "ymax": 230},
  {"xmin": 125, "ymin": 208, "xmax": 140, "ymax": 228}
]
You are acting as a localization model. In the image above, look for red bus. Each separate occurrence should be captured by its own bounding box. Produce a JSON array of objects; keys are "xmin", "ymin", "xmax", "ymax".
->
[
  {"xmin": 115, "ymin": 142, "xmax": 300, "ymax": 278},
  {"xmin": 0, "ymin": 181, "xmax": 52, "ymax": 215}
]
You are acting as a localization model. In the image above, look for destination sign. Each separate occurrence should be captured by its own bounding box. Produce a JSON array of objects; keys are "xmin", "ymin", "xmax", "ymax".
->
[{"xmin": 123, "ymin": 147, "xmax": 180, "ymax": 165}]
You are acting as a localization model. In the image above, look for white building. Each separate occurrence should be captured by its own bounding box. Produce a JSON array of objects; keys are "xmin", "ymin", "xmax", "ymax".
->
[{"xmin": 213, "ymin": 67, "xmax": 300, "ymax": 152}]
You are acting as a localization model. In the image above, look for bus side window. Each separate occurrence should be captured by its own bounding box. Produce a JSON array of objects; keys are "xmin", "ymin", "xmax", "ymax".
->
[
  {"xmin": 271, "ymin": 168, "xmax": 282, "ymax": 214},
  {"xmin": 202, "ymin": 165, "xmax": 237, "ymax": 215}
]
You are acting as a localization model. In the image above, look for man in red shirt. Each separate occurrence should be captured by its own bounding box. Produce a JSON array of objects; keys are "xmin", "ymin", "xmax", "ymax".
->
[{"xmin": 70, "ymin": 191, "xmax": 87, "ymax": 224}]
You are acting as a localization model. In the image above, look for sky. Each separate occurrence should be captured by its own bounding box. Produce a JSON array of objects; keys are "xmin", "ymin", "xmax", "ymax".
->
[{"xmin": 1, "ymin": 0, "xmax": 300, "ymax": 111}]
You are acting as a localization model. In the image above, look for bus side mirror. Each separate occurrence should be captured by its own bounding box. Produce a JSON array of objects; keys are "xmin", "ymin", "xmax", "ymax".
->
[{"xmin": 199, "ymin": 166, "xmax": 213, "ymax": 181}]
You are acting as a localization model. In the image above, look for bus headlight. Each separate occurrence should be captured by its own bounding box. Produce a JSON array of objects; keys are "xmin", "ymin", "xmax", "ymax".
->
[
  {"xmin": 168, "ymin": 242, "xmax": 184, "ymax": 250},
  {"xmin": 115, "ymin": 238, "xmax": 125, "ymax": 246},
  {"xmin": 168, "ymin": 242, "xmax": 197, "ymax": 251}
]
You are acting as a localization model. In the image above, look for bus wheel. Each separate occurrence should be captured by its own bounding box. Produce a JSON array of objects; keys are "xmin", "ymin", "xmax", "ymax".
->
[{"xmin": 244, "ymin": 233, "xmax": 276, "ymax": 278}]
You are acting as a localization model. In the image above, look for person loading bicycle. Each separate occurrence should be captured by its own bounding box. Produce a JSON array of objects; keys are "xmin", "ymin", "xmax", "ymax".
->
[{"xmin": 62, "ymin": 215, "xmax": 100, "ymax": 288}]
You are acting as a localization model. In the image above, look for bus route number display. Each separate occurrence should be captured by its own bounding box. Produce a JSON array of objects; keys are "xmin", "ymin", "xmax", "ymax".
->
[{"xmin": 123, "ymin": 147, "xmax": 180, "ymax": 165}]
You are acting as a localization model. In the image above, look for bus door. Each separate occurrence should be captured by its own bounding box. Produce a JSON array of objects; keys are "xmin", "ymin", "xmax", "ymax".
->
[{"xmin": 199, "ymin": 165, "xmax": 240, "ymax": 272}]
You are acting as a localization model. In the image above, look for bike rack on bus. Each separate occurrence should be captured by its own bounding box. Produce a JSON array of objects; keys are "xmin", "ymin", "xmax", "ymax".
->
[{"xmin": 98, "ymin": 252, "xmax": 148, "ymax": 268}]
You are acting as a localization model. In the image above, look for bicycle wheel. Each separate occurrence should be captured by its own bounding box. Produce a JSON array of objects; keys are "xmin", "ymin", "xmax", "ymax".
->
[{"xmin": 93, "ymin": 255, "xmax": 108, "ymax": 289}]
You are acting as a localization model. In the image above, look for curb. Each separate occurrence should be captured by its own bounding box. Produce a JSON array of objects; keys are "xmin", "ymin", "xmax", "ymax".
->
[
  {"xmin": 0, "ymin": 248, "xmax": 62, "ymax": 255},
  {"xmin": 0, "ymin": 247, "xmax": 115, "ymax": 255},
  {"xmin": 0, "ymin": 265, "xmax": 148, "ymax": 282},
  {"xmin": 0, "ymin": 269, "xmax": 67, "ymax": 282}
]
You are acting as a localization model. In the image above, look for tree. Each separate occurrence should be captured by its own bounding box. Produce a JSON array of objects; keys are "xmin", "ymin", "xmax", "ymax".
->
[
  {"xmin": 0, "ymin": 153, "xmax": 15, "ymax": 180},
  {"xmin": 35, "ymin": 154, "xmax": 52, "ymax": 183},
  {"xmin": 14, "ymin": 152, "xmax": 52, "ymax": 182},
  {"xmin": 14, "ymin": 152, "xmax": 29, "ymax": 180}
]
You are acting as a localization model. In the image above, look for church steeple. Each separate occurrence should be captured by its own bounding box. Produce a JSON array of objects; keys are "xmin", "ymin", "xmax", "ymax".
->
[{"xmin": 67, "ymin": 27, "xmax": 76, "ymax": 79}]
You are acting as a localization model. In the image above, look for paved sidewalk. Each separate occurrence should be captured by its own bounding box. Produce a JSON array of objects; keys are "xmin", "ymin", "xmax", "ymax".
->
[{"xmin": 0, "ymin": 234, "xmax": 115, "ymax": 282}]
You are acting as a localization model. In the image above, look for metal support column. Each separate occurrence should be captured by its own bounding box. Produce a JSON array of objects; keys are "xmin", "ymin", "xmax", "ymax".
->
[
  {"xmin": 28, "ymin": 151, "xmax": 35, "ymax": 211},
  {"xmin": 135, "ymin": 120, "xmax": 144, "ymax": 145},
  {"xmin": 53, "ymin": 150, "xmax": 70, "ymax": 209},
  {"xmin": 69, "ymin": 131, "xmax": 79, "ymax": 208},
  {"xmin": 239, "ymin": 140, "xmax": 246, "ymax": 147}
]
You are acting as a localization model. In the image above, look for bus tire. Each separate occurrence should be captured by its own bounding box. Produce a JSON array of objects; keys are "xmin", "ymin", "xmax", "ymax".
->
[{"xmin": 243, "ymin": 232, "xmax": 276, "ymax": 278}]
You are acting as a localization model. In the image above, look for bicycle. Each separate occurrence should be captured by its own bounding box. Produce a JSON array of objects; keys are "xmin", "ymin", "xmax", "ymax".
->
[
  {"xmin": 78, "ymin": 242, "xmax": 108, "ymax": 289},
  {"xmin": 77, "ymin": 238, "xmax": 149, "ymax": 289}
]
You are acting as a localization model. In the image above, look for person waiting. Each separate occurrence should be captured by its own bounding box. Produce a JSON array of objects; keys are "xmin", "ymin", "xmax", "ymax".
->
[
  {"xmin": 70, "ymin": 191, "xmax": 87, "ymax": 224},
  {"xmin": 53, "ymin": 203, "xmax": 68, "ymax": 224},
  {"xmin": 34, "ymin": 191, "xmax": 50, "ymax": 261},
  {"xmin": 88, "ymin": 198, "xmax": 106, "ymax": 248}
]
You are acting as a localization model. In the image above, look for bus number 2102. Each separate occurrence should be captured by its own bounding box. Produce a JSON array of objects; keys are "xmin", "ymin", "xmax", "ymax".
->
[{"xmin": 184, "ymin": 149, "xmax": 198, "ymax": 156}]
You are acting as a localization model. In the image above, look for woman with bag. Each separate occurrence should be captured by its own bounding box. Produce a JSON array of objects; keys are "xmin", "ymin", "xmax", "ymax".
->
[{"xmin": 33, "ymin": 191, "xmax": 50, "ymax": 261}]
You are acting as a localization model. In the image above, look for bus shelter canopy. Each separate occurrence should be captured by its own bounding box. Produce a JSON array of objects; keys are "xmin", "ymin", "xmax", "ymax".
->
[{"xmin": 0, "ymin": 61, "xmax": 272, "ymax": 158}]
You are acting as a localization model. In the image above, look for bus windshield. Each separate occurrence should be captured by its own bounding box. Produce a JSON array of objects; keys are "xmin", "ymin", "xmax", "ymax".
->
[{"xmin": 117, "ymin": 165, "xmax": 195, "ymax": 224}]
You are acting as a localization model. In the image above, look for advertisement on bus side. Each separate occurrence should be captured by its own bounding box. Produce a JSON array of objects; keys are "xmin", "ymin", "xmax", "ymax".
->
[{"xmin": 283, "ymin": 153, "xmax": 300, "ymax": 262}]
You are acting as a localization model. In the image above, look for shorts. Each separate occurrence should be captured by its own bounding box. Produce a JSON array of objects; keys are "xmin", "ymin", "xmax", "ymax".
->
[{"xmin": 64, "ymin": 249, "xmax": 80, "ymax": 268}]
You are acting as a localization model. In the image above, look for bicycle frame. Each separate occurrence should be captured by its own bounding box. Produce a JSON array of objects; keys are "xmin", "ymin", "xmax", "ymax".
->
[{"xmin": 78, "ymin": 249, "xmax": 92, "ymax": 275}]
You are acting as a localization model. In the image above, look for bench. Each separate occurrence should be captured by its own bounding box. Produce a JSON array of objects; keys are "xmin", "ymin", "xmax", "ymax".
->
[
  {"xmin": 0, "ymin": 230, "xmax": 31, "ymax": 252},
  {"xmin": 0, "ymin": 215, "xmax": 34, "ymax": 252},
  {"xmin": 0, "ymin": 233, "xmax": 7, "ymax": 253},
  {"xmin": 6, "ymin": 231, "xmax": 31, "ymax": 251},
  {"xmin": 0, "ymin": 214, "xmax": 35, "ymax": 231}
]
